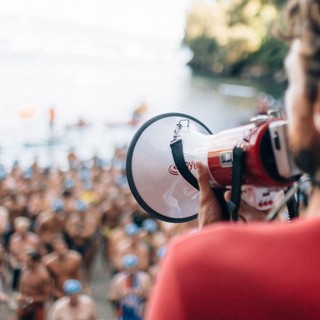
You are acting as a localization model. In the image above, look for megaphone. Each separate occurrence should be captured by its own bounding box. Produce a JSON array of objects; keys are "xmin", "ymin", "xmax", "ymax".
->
[{"xmin": 126, "ymin": 112, "xmax": 301, "ymax": 223}]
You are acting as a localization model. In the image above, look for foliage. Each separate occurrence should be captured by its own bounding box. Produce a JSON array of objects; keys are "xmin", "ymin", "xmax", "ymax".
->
[{"xmin": 183, "ymin": 0, "xmax": 288, "ymax": 79}]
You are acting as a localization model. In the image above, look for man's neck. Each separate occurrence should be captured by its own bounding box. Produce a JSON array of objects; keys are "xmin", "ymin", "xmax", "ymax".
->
[
  {"xmin": 28, "ymin": 263, "xmax": 37, "ymax": 271},
  {"xmin": 57, "ymin": 253, "xmax": 66, "ymax": 261},
  {"xmin": 19, "ymin": 232, "xmax": 28, "ymax": 240},
  {"xmin": 69, "ymin": 297, "xmax": 79, "ymax": 307}
]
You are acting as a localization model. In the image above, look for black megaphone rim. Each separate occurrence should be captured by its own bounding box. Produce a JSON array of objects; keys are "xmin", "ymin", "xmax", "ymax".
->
[{"xmin": 126, "ymin": 112, "xmax": 212, "ymax": 223}]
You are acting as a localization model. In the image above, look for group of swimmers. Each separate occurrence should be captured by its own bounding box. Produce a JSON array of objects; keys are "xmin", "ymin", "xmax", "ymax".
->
[{"xmin": 0, "ymin": 145, "xmax": 195, "ymax": 319}]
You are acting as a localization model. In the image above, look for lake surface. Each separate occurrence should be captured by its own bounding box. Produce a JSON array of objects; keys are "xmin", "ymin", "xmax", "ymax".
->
[{"xmin": 0, "ymin": 11, "xmax": 273, "ymax": 170}]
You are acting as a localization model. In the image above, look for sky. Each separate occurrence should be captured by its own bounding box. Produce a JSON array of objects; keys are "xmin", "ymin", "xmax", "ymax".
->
[{"xmin": 1, "ymin": 0, "xmax": 196, "ymax": 40}]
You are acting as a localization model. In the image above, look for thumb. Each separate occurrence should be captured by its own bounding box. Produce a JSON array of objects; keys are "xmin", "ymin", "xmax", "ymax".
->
[
  {"xmin": 195, "ymin": 161, "xmax": 213, "ymax": 201},
  {"xmin": 195, "ymin": 160, "xmax": 222, "ymax": 228}
]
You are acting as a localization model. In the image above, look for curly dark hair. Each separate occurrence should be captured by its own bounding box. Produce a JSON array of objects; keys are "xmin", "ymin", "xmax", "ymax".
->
[{"xmin": 278, "ymin": 0, "xmax": 320, "ymax": 103}]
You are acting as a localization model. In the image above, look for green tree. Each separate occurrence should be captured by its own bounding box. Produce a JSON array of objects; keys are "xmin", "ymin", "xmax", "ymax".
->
[{"xmin": 183, "ymin": 0, "xmax": 287, "ymax": 78}]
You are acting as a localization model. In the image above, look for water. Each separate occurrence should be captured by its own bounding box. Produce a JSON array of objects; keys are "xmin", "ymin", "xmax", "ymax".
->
[{"xmin": 0, "ymin": 8, "xmax": 262, "ymax": 170}]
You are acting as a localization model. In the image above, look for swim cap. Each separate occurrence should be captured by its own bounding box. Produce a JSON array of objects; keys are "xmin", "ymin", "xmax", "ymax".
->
[
  {"xmin": 142, "ymin": 219, "xmax": 157, "ymax": 233},
  {"xmin": 22, "ymin": 167, "xmax": 33, "ymax": 180},
  {"xmin": 124, "ymin": 223, "xmax": 139, "ymax": 236},
  {"xmin": 75, "ymin": 199, "xmax": 88, "ymax": 211},
  {"xmin": 157, "ymin": 246, "xmax": 167, "ymax": 259},
  {"xmin": 63, "ymin": 279, "xmax": 82, "ymax": 295},
  {"xmin": 52, "ymin": 199, "xmax": 64, "ymax": 212},
  {"xmin": 122, "ymin": 254, "xmax": 139, "ymax": 269},
  {"xmin": 63, "ymin": 177, "xmax": 75, "ymax": 190}
]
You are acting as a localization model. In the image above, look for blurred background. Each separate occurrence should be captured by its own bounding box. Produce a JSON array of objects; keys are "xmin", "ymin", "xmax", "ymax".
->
[{"xmin": 0, "ymin": 0, "xmax": 286, "ymax": 169}]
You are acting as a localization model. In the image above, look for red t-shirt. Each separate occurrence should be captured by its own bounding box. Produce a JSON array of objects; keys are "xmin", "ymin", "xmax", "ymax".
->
[{"xmin": 146, "ymin": 217, "xmax": 320, "ymax": 320}]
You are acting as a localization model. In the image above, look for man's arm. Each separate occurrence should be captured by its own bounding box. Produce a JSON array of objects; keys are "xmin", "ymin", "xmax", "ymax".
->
[
  {"xmin": 8, "ymin": 238, "xmax": 20, "ymax": 268},
  {"xmin": 42, "ymin": 258, "xmax": 62, "ymax": 299},
  {"xmin": 107, "ymin": 275, "xmax": 122, "ymax": 302},
  {"xmin": 72, "ymin": 252, "xmax": 82, "ymax": 280}
]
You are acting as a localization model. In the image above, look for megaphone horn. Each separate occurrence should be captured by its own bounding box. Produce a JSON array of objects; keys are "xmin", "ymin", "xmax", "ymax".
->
[
  {"xmin": 126, "ymin": 112, "xmax": 301, "ymax": 223},
  {"xmin": 126, "ymin": 113, "xmax": 212, "ymax": 223}
]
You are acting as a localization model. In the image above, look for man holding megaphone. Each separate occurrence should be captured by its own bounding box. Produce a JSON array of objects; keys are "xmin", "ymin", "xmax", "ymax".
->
[
  {"xmin": 196, "ymin": 160, "xmax": 274, "ymax": 227},
  {"xmin": 127, "ymin": 113, "xmax": 302, "ymax": 224},
  {"xmin": 134, "ymin": 0, "xmax": 320, "ymax": 318}
]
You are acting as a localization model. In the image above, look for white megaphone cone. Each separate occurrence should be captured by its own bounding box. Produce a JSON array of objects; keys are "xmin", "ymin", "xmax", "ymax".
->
[{"xmin": 126, "ymin": 113, "xmax": 212, "ymax": 223}]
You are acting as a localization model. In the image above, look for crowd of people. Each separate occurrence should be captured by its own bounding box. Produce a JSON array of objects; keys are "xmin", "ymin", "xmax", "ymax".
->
[
  {"xmin": 0, "ymin": 145, "xmax": 196, "ymax": 319},
  {"xmin": 3, "ymin": 0, "xmax": 318, "ymax": 318}
]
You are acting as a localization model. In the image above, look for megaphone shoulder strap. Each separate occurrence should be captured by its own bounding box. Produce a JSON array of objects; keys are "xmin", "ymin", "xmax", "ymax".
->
[{"xmin": 170, "ymin": 139, "xmax": 199, "ymax": 190}]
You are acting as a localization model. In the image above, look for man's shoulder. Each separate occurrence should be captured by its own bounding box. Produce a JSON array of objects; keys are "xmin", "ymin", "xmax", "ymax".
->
[
  {"xmin": 79, "ymin": 294, "xmax": 96, "ymax": 306},
  {"xmin": 175, "ymin": 218, "xmax": 297, "ymax": 242},
  {"xmin": 171, "ymin": 221, "xmax": 266, "ymax": 246},
  {"xmin": 38, "ymin": 264, "xmax": 51, "ymax": 278},
  {"xmin": 137, "ymin": 271, "xmax": 152, "ymax": 281},
  {"xmin": 50, "ymin": 296, "xmax": 69, "ymax": 315},
  {"xmin": 27, "ymin": 231, "xmax": 41, "ymax": 241},
  {"xmin": 44, "ymin": 251, "xmax": 81, "ymax": 265},
  {"xmin": 68, "ymin": 249, "xmax": 82, "ymax": 260},
  {"xmin": 169, "ymin": 218, "xmax": 318, "ymax": 261},
  {"xmin": 110, "ymin": 272, "xmax": 128, "ymax": 283},
  {"xmin": 42, "ymin": 252, "xmax": 56, "ymax": 265},
  {"xmin": 52, "ymin": 296, "xmax": 69, "ymax": 308}
]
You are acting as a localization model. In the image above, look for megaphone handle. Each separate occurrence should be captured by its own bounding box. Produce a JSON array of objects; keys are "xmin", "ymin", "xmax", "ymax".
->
[
  {"xmin": 227, "ymin": 146, "xmax": 245, "ymax": 221},
  {"xmin": 212, "ymin": 188, "xmax": 230, "ymax": 221}
]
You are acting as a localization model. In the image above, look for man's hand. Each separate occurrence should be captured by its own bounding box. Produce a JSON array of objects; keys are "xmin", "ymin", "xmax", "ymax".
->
[
  {"xmin": 196, "ymin": 161, "xmax": 270, "ymax": 229},
  {"xmin": 196, "ymin": 161, "xmax": 223, "ymax": 228}
]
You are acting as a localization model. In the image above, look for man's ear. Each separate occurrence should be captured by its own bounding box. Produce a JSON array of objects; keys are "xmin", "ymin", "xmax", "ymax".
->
[{"xmin": 313, "ymin": 83, "xmax": 320, "ymax": 132}]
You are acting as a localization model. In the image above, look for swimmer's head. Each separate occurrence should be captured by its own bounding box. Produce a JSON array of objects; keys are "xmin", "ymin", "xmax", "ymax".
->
[
  {"xmin": 14, "ymin": 216, "xmax": 30, "ymax": 233},
  {"xmin": 52, "ymin": 199, "xmax": 64, "ymax": 213},
  {"xmin": 124, "ymin": 223, "xmax": 139, "ymax": 237},
  {"xmin": 52, "ymin": 237, "xmax": 68, "ymax": 255},
  {"xmin": 122, "ymin": 254, "xmax": 139, "ymax": 270},
  {"xmin": 142, "ymin": 219, "xmax": 158, "ymax": 234},
  {"xmin": 63, "ymin": 279, "xmax": 83, "ymax": 295}
]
